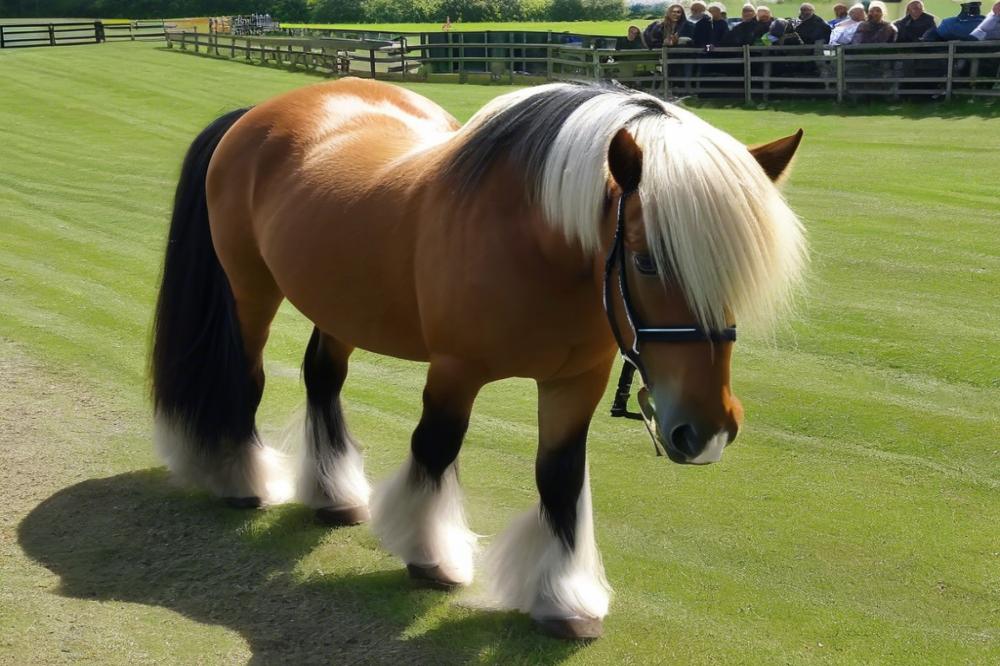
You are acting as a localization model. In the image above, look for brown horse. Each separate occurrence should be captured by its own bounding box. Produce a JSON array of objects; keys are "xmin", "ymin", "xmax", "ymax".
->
[{"xmin": 151, "ymin": 78, "xmax": 805, "ymax": 639}]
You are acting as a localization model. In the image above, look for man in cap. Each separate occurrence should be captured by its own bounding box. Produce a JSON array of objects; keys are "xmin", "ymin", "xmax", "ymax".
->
[
  {"xmin": 723, "ymin": 3, "xmax": 762, "ymax": 45},
  {"xmin": 797, "ymin": 3, "xmax": 834, "ymax": 42},
  {"xmin": 830, "ymin": 3, "xmax": 867, "ymax": 43},
  {"xmin": 688, "ymin": 1, "xmax": 717, "ymax": 46},
  {"xmin": 922, "ymin": 1, "xmax": 987, "ymax": 40},
  {"xmin": 828, "ymin": 3, "xmax": 850, "ymax": 27},
  {"xmin": 707, "ymin": 3, "xmax": 732, "ymax": 44},
  {"xmin": 853, "ymin": 0, "xmax": 897, "ymax": 42},
  {"xmin": 894, "ymin": 1, "xmax": 937, "ymax": 41}
]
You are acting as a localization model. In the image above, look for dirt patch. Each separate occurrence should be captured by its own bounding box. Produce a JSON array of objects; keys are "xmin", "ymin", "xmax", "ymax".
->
[{"xmin": 0, "ymin": 341, "xmax": 531, "ymax": 665}]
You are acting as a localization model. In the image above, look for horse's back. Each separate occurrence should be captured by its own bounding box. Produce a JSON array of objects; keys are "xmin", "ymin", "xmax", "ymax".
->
[{"xmin": 205, "ymin": 79, "xmax": 458, "ymax": 360}]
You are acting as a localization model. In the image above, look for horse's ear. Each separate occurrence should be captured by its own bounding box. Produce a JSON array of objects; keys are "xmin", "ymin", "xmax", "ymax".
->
[
  {"xmin": 749, "ymin": 129, "xmax": 803, "ymax": 184},
  {"xmin": 607, "ymin": 128, "xmax": 643, "ymax": 193}
]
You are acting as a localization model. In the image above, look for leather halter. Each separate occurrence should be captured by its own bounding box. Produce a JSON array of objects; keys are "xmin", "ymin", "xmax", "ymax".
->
[{"xmin": 603, "ymin": 190, "xmax": 737, "ymax": 454}]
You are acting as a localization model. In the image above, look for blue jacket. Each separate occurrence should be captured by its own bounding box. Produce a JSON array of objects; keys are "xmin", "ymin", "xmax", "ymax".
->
[{"xmin": 924, "ymin": 10, "xmax": 987, "ymax": 40}]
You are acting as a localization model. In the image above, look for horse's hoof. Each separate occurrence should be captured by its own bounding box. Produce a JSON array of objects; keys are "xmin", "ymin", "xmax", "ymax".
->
[
  {"xmin": 535, "ymin": 616, "xmax": 604, "ymax": 640},
  {"xmin": 406, "ymin": 563, "xmax": 464, "ymax": 591},
  {"xmin": 315, "ymin": 505, "xmax": 370, "ymax": 527},
  {"xmin": 223, "ymin": 496, "xmax": 262, "ymax": 509}
]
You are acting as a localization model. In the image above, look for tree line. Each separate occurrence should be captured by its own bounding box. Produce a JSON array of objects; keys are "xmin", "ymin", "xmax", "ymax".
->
[{"xmin": 0, "ymin": 0, "xmax": 657, "ymax": 22}]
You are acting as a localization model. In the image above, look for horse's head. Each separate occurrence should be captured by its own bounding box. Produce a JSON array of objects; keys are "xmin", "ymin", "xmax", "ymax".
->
[{"xmin": 603, "ymin": 124, "xmax": 805, "ymax": 465}]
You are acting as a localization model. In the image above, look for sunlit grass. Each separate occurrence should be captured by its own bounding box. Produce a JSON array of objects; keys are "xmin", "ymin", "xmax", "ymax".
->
[{"xmin": 1, "ymin": 40, "xmax": 997, "ymax": 665}]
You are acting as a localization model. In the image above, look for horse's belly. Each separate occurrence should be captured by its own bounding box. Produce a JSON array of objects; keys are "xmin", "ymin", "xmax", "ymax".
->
[{"xmin": 261, "ymin": 207, "xmax": 429, "ymax": 362}]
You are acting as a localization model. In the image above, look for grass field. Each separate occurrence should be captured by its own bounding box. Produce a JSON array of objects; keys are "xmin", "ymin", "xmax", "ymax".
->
[{"xmin": 1, "ymin": 40, "xmax": 998, "ymax": 665}]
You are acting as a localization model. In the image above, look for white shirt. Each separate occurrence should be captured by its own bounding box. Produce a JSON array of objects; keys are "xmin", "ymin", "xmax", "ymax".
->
[
  {"xmin": 829, "ymin": 18, "xmax": 861, "ymax": 44},
  {"xmin": 971, "ymin": 14, "xmax": 1000, "ymax": 40}
]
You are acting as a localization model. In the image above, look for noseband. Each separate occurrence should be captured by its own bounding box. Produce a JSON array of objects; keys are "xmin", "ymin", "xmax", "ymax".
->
[{"xmin": 603, "ymin": 190, "xmax": 736, "ymax": 455}]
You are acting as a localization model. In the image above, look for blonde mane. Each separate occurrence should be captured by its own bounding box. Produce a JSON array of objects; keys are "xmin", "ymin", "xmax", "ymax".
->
[{"xmin": 446, "ymin": 83, "xmax": 807, "ymax": 331}]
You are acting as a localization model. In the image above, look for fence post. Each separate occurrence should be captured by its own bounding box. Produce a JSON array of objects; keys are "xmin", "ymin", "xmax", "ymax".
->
[
  {"xmin": 510, "ymin": 31, "xmax": 516, "ymax": 84},
  {"xmin": 401, "ymin": 36, "xmax": 407, "ymax": 81},
  {"xmin": 230, "ymin": 35, "xmax": 235, "ymax": 58},
  {"xmin": 743, "ymin": 45, "xmax": 751, "ymax": 104},
  {"xmin": 662, "ymin": 46, "xmax": 670, "ymax": 99},
  {"xmin": 945, "ymin": 41, "xmax": 955, "ymax": 101},
  {"xmin": 370, "ymin": 49, "xmax": 376, "ymax": 78},
  {"xmin": 193, "ymin": 26, "xmax": 199, "ymax": 53},
  {"xmin": 836, "ymin": 46, "xmax": 845, "ymax": 103},
  {"xmin": 546, "ymin": 40, "xmax": 553, "ymax": 81},
  {"xmin": 93, "ymin": 20, "xmax": 102, "ymax": 44},
  {"xmin": 592, "ymin": 49, "xmax": 600, "ymax": 81},
  {"xmin": 0, "ymin": 26, "xmax": 4, "ymax": 49},
  {"xmin": 48, "ymin": 24, "xmax": 56, "ymax": 46},
  {"xmin": 459, "ymin": 32, "xmax": 466, "ymax": 82}
]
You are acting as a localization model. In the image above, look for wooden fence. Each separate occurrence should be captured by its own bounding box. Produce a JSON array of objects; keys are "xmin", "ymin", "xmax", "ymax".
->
[
  {"xmin": 166, "ymin": 29, "xmax": 1000, "ymax": 101},
  {"xmin": 166, "ymin": 30, "xmax": 413, "ymax": 78},
  {"xmin": 0, "ymin": 20, "xmax": 166, "ymax": 48}
]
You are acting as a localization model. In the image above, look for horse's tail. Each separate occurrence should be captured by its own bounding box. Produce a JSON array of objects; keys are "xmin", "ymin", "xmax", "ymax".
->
[{"xmin": 151, "ymin": 108, "xmax": 283, "ymax": 503}]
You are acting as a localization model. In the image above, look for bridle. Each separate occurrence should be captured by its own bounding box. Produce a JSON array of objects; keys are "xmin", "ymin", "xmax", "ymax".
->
[{"xmin": 603, "ymin": 190, "xmax": 737, "ymax": 455}]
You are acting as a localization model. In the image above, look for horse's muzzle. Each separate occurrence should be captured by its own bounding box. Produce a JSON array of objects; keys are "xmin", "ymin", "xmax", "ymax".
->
[{"xmin": 638, "ymin": 388, "xmax": 736, "ymax": 465}]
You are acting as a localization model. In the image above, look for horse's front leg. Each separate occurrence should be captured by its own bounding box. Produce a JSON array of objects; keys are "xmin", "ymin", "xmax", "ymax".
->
[
  {"xmin": 371, "ymin": 357, "xmax": 485, "ymax": 589},
  {"xmin": 484, "ymin": 357, "xmax": 614, "ymax": 639}
]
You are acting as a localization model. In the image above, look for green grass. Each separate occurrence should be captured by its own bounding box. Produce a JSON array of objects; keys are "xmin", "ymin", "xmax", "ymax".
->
[{"xmin": 1, "ymin": 41, "xmax": 998, "ymax": 664}]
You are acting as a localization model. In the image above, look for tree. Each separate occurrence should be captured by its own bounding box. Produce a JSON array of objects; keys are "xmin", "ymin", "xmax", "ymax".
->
[
  {"xmin": 549, "ymin": 0, "xmax": 583, "ymax": 20},
  {"xmin": 266, "ymin": 0, "xmax": 310, "ymax": 22},
  {"xmin": 311, "ymin": 0, "xmax": 367, "ymax": 22},
  {"xmin": 582, "ymin": 0, "xmax": 625, "ymax": 19},
  {"xmin": 522, "ymin": 0, "xmax": 553, "ymax": 20}
]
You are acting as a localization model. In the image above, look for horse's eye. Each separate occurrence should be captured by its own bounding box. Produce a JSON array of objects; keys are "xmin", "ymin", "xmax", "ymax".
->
[{"xmin": 633, "ymin": 253, "xmax": 658, "ymax": 275}]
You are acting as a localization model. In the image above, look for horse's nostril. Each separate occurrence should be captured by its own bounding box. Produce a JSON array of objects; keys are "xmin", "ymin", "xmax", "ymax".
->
[{"xmin": 670, "ymin": 424, "xmax": 702, "ymax": 458}]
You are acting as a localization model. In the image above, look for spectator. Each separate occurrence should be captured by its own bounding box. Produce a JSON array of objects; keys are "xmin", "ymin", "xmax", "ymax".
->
[
  {"xmin": 621, "ymin": 24, "xmax": 646, "ymax": 48},
  {"xmin": 923, "ymin": 2, "xmax": 987, "ymax": 40},
  {"xmin": 643, "ymin": 3, "xmax": 695, "ymax": 48},
  {"xmin": 797, "ymin": 3, "xmax": 833, "ymax": 43},
  {"xmin": 971, "ymin": 0, "xmax": 1000, "ymax": 39},
  {"xmin": 829, "ymin": 4, "xmax": 849, "ymax": 27},
  {"xmin": 853, "ymin": 0, "xmax": 897, "ymax": 42},
  {"xmin": 688, "ymin": 1, "xmax": 716, "ymax": 46},
  {"xmin": 767, "ymin": 18, "xmax": 804, "ymax": 45},
  {"xmin": 830, "ymin": 4, "xmax": 866, "ymax": 44},
  {"xmin": 756, "ymin": 6, "xmax": 775, "ymax": 43},
  {"xmin": 894, "ymin": 1, "xmax": 937, "ymax": 41},
  {"xmin": 723, "ymin": 4, "xmax": 761, "ymax": 45},
  {"xmin": 708, "ymin": 3, "xmax": 732, "ymax": 43}
]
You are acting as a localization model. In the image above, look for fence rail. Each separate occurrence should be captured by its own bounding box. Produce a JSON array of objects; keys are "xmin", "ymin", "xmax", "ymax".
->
[
  {"xmin": 0, "ymin": 20, "xmax": 166, "ymax": 48},
  {"xmin": 166, "ymin": 29, "xmax": 1000, "ymax": 101}
]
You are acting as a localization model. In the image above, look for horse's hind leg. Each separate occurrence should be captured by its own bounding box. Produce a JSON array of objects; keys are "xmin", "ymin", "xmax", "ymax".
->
[
  {"xmin": 153, "ymin": 274, "xmax": 287, "ymax": 508},
  {"xmin": 483, "ymin": 358, "xmax": 614, "ymax": 639},
  {"xmin": 297, "ymin": 327, "xmax": 371, "ymax": 525},
  {"xmin": 370, "ymin": 358, "xmax": 484, "ymax": 588}
]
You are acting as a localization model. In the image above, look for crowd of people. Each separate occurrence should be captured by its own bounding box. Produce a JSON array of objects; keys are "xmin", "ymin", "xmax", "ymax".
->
[{"xmin": 619, "ymin": 0, "xmax": 1000, "ymax": 49}]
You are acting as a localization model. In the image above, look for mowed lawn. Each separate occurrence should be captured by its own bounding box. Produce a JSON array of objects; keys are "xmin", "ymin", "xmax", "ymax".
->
[{"xmin": 0, "ymin": 41, "xmax": 997, "ymax": 665}]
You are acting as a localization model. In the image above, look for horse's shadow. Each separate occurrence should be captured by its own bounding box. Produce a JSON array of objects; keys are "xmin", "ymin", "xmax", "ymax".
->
[{"xmin": 17, "ymin": 469, "xmax": 583, "ymax": 664}]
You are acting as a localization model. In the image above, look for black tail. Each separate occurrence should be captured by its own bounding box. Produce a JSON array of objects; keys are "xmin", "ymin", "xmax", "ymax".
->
[{"xmin": 151, "ymin": 108, "xmax": 255, "ymax": 453}]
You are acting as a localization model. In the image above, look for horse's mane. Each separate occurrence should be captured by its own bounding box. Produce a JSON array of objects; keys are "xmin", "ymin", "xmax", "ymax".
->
[{"xmin": 442, "ymin": 83, "xmax": 806, "ymax": 331}]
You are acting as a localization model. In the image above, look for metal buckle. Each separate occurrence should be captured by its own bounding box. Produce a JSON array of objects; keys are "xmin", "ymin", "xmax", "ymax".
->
[{"xmin": 636, "ymin": 386, "xmax": 666, "ymax": 457}]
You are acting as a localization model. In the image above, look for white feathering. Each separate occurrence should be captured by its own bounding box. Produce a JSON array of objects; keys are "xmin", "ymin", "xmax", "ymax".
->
[
  {"xmin": 483, "ymin": 467, "xmax": 611, "ymax": 620},
  {"xmin": 370, "ymin": 457, "xmax": 478, "ymax": 584}
]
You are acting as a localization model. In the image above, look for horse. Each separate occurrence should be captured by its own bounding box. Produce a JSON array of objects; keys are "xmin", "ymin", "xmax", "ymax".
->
[{"xmin": 150, "ymin": 78, "xmax": 806, "ymax": 639}]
